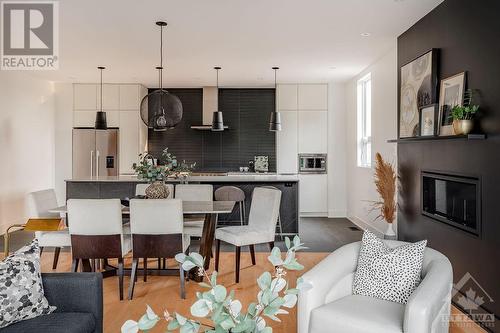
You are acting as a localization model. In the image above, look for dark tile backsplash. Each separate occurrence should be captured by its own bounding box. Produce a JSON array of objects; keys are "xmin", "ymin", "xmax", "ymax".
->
[{"xmin": 147, "ymin": 88, "xmax": 276, "ymax": 172}]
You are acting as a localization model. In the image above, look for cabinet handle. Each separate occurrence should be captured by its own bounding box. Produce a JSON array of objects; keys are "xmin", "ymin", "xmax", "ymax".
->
[
  {"xmin": 90, "ymin": 150, "xmax": 94, "ymax": 177},
  {"xmin": 96, "ymin": 150, "xmax": 100, "ymax": 177}
]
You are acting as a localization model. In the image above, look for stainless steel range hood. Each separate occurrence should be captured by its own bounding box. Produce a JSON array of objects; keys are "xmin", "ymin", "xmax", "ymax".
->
[{"xmin": 190, "ymin": 87, "xmax": 228, "ymax": 130}]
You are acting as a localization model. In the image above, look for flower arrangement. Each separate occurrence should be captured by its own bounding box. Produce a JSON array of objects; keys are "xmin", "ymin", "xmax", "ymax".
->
[
  {"xmin": 371, "ymin": 153, "xmax": 396, "ymax": 225},
  {"xmin": 122, "ymin": 236, "xmax": 310, "ymax": 333},
  {"xmin": 132, "ymin": 148, "xmax": 196, "ymax": 182}
]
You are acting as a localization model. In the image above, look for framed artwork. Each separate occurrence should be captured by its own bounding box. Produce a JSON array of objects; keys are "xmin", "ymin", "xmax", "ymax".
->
[
  {"xmin": 399, "ymin": 49, "xmax": 438, "ymax": 138},
  {"xmin": 419, "ymin": 104, "xmax": 438, "ymax": 136},
  {"xmin": 438, "ymin": 72, "xmax": 466, "ymax": 136}
]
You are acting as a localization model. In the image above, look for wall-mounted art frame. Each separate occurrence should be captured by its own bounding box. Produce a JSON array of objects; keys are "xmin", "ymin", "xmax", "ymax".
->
[
  {"xmin": 419, "ymin": 104, "xmax": 438, "ymax": 136},
  {"xmin": 438, "ymin": 72, "xmax": 466, "ymax": 136},
  {"xmin": 399, "ymin": 49, "xmax": 439, "ymax": 138}
]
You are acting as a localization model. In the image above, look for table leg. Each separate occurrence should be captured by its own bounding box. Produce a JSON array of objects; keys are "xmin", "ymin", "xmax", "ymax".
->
[{"xmin": 189, "ymin": 213, "xmax": 217, "ymax": 281}]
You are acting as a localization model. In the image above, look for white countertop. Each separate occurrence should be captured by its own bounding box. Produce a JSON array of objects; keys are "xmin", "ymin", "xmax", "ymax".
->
[{"xmin": 66, "ymin": 174, "xmax": 299, "ymax": 183}]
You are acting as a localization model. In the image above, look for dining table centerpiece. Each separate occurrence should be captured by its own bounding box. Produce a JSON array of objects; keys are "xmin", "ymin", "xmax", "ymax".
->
[
  {"xmin": 121, "ymin": 236, "xmax": 310, "ymax": 333},
  {"xmin": 132, "ymin": 148, "xmax": 196, "ymax": 198}
]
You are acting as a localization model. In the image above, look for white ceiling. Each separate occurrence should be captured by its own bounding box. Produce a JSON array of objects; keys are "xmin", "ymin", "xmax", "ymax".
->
[{"xmin": 28, "ymin": 0, "xmax": 443, "ymax": 87}]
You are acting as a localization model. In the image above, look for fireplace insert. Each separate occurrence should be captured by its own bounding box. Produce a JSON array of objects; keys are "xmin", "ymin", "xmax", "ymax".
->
[{"xmin": 421, "ymin": 171, "xmax": 481, "ymax": 236}]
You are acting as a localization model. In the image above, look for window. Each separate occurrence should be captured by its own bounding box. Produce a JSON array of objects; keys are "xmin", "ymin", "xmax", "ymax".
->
[{"xmin": 357, "ymin": 73, "xmax": 372, "ymax": 168}]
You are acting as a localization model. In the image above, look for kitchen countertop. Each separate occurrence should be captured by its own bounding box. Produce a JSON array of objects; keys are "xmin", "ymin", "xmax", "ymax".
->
[{"xmin": 66, "ymin": 174, "xmax": 299, "ymax": 183}]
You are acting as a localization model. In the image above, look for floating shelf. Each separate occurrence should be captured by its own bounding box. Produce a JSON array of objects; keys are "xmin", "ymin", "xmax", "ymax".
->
[
  {"xmin": 190, "ymin": 125, "xmax": 229, "ymax": 131},
  {"xmin": 387, "ymin": 134, "xmax": 486, "ymax": 143}
]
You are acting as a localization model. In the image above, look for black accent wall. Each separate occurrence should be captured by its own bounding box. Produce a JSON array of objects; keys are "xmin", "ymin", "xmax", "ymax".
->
[
  {"xmin": 398, "ymin": 0, "xmax": 500, "ymax": 326},
  {"xmin": 148, "ymin": 88, "xmax": 276, "ymax": 172}
]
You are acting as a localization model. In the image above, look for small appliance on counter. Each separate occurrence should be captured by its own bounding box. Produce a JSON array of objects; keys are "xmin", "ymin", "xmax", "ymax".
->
[
  {"xmin": 254, "ymin": 156, "xmax": 269, "ymax": 173},
  {"xmin": 298, "ymin": 154, "xmax": 327, "ymax": 174}
]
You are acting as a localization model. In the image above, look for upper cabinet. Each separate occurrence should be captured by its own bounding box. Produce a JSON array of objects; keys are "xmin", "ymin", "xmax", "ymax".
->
[
  {"xmin": 277, "ymin": 84, "xmax": 298, "ymax": 110},
  {"xmin": 74, "ymin": 84, "xmax": 97, "ymax": 110},
  {"xmin": 99, "ymin": 84, "xmax": 120, "ymax": 110},
  {"xmin": 298, "ymin": 111, "xmax": 328, "ymax": 153},
  {"xmin": 119, "ymin": 85, "xmax": 141, "ymax": 110},
  {"xmin": 298, "ymin": 84, "xmax": 328, "ymax": 110},
  {"xmin": 277, "ymin": 111, "xmax": 298, "ymax": 174}
]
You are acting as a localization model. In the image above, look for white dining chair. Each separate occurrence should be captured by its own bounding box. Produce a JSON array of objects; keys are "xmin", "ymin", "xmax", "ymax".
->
[
  {"xmin": 174, "ymin": 184, "xmax": 214, "ymax": 238},
  {"xmin": 67, "ymin": 199, "xmax": 131, "ymax": 300},
  {"xmin": 27, "ymin": 189, "xmax": 71, "ymax": 269},
  {"xmin": 128, "ymin": 199, "xmax": 189, "ymax": 299},
  {"xmin": 215, "ymin": 187, "xmax": 281, "ymax": 282},
  {"xmin": 135, "ymin": 183, "xmax": 174, "ymax": 198}
]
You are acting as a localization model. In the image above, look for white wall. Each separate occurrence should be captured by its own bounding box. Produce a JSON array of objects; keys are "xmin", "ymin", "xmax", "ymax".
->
[
  {"xmin": 345, "ymin": 45, "xmax": 398, "ymax": 235},
  {"xmin": 328, "ymin": 83, "xmax": 347, "ymax": 217},
  {"xmin": 0, "ymin": 72, "xmax": 56, "ymax": 233},
  {"xmin": 54, "ymin": 83, "xmax": 73, "ymax": 201}
]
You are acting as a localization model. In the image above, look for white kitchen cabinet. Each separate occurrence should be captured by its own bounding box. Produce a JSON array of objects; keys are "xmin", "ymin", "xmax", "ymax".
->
[
  {"xmin": 98, "ymin": 84, "xmax": 119, "ymax": 110},
  {"xmin": 298, "ymin": 111, "xmax": 328, "ymax": 153},
  {"xmin": 74, "ymin": 84, "xmax": 97, "ymax": 110},
  {"xmin": 277, "ymin": 84, "xmax": 297, "ymax": 110},
  {"xmin": 298, "ymin": 84, "xmax": 328, "ymax": 110},
  {"xmin": 277, "ymin": 111, "xmax": 298, "ymax": 174},
  {"xmin": 119, "ymin": 111, "xmax": 140, "ymax": 174},
  {"xmin": 119, "ymin": 85, "xmax": 140, "ymax": 110},
  {"xmin": 138, "ymin": 86, "xmax": 149, "ymax": 153},
  {"xmin": 73, "ymin": 111, "xmax": 96, "ymax": 127},
  {"xmin": 299, "ymin": 174, "xmax": 328, "ymax": 215}
]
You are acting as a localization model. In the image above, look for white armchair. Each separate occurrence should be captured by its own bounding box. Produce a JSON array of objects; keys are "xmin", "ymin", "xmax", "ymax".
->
[{"xmin": 298, "ymin": 240, "xmax": 453, "ymax": 333}]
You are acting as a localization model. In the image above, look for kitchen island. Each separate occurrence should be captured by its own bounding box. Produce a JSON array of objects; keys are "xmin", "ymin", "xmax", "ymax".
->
[{"xmin": 65, "ymin": 174, "xmax": 299, "ymax": 235}]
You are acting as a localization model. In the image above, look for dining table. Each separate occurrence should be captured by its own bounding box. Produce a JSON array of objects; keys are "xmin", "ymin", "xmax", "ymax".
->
[{"xmin": 49, "ymin": 200, "xmax": 235, "ymax": 281}]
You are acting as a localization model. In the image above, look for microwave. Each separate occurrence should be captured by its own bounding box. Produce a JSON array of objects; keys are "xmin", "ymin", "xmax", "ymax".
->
[{"xmin": 298, "ymin": 154, "xmax": 327, "ymax": 174}]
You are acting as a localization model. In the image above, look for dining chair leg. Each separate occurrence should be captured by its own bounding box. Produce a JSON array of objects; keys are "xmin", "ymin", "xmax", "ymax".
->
[
  {"xmin": 82, "ymin": 259, "xmax": 92, "ymax": 272},
  {"xmin": 179, "ymin": 266, "xmax": 186, "ymax": 299},
  {"xmin": 118, "ymin": 257, "xmax": 124, "ymax": 301},
  {"xmin": 143, "ymin": 257, "xmax": 148, "ymax": 282},
  {"xmin": 52, "ymin": 247, "xmax": 61, "ymax": 269},
  {"xmin": 269, "ymin": 241, "xmax": 275, "ymax": 251},
  {"xmin": 249, "ymin": 244, "xmax": 256, "ymax": 265},
  {"xmin": 162, "ymin": 258, "xmax": 167, "ymax": 269},
  {"xmin": 235, "ymin": 246, "xmax": 241, "ymax": 283},
  {"xmin": 158, "ymin": 258, "xmax": 161, "ymax": 269},
  {"xmin": 215, "ymin": 239, "xmax": 221, "ymax": 271},
  {"xmin": 71, "ymin": 258, "xmax": 79, "ymax": 272},
  {"xmin": 39, "ymin": 246, "xmax": 44, "ymax": 256},
  {"xmin": 128, "ymin": 258, "xmax": 139, "ymax": 300}
]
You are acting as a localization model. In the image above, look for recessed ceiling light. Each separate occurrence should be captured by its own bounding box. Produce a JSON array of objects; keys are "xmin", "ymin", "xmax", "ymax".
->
[
  {"xmin": 360, "ymin": 32, "xmax": 371, "ymax": 37},
  {"xmin": 329, "ymin": 66, "xmax": 336, "ymax": 70},
  {"xmin": 257, "ymin": 77, "xmax": 264, "ymax": 81}
]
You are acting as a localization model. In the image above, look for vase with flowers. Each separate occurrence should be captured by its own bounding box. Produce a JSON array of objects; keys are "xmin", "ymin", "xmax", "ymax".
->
[{"xmin": 450, "ymin": 89, "xmax": 480, "ymax": 135}]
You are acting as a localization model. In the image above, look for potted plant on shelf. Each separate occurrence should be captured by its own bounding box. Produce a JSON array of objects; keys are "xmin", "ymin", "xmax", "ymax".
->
[
  {"xmin": 121, "ymin": 236, "xmax": 310, "ymax": 333},
  {"xmin": 451, "ymin": 89, "xmax": 480, "ymax": 135},
  {"xmin": 371, "ymin": 153, "xmax": 397, "ymax": 239}
]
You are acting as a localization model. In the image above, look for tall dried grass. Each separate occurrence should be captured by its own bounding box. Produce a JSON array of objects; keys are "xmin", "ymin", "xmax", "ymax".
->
[{"xmin": 372, "ymin": 152, "xmax": 396, "ymax": 224}]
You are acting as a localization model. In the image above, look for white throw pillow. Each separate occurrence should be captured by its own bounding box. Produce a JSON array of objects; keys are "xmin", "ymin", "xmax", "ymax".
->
[
  {"xmin": 352, "ymin": 230, "xmax": 427, "ymax": 304},
  {"xmin": 0, "ymin": 239, "xmax": 56, "ymax": 328}
]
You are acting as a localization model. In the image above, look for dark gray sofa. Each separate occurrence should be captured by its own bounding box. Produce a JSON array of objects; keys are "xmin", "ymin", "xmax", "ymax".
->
[{"xmin": 2, "ymin": 273, "xmax": 103, "ymax": 333}]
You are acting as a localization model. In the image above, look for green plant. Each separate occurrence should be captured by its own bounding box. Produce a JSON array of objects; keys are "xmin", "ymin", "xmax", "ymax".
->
[
  {"xmin": 450, "ymin": 89, "xmax": 480, "ymax": 120},
  {"xmin": 121, "ymin": 236, "xmax": 310, "ymax": 333},
  {"xmin": 132, "ymin": 148, "xmax": 196, "ymax": 182}
]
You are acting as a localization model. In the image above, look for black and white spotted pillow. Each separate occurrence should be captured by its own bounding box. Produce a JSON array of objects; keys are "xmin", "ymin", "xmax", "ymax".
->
[
  {"xmin": 0, "ymin": 239, "xmax": 56, "ymax": 328},
  {"xmin": 352, "ymin": 230, "xmax": 427, "ymax": 304}
]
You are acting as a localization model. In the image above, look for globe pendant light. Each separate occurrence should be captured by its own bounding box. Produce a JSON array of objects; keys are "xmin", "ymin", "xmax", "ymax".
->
[
  {"xmin": 139, "ymin": 21, "xmax": 183, "ymax": 131},
  {"xmin": 95, "ymin": 66, "xmax": 107, "ymax": 130},
  {"xmin": 212, "ymin": 66, "xmax": 224, "ymax": 131},
  {"xmin": 269, "ymin": 66, "xmax": 282, "ymax": 131}
]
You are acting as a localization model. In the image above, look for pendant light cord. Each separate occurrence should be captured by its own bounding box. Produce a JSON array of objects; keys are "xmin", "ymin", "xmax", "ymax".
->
[
  {"xmin": 216, "ymin": 68, "xmax": 219, "ymax": 89},
  {"xmin": 99, "ymin": 67, "xmax": 103, "ymax": 112},
  {"xmin": 159, "ymin": 25, "xmax": 163, "ymax": 90}
]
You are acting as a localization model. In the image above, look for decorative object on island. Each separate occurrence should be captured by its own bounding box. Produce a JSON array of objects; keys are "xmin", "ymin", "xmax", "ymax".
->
[
  {"xmin": 269, "ymin": 66, "xmax": 282, "ymax": 131},
  {"xmin": 450, "ymin": 89, "xmax": 479, "ymax": 135},
  {"xmin": 121, "ymin": 236, "xmax": 310, "ymax": 333},
  {"xmin": 95, "ymin": 66, "xmax": 107, "ymax": 130},
  {"xmin": 132, "ymin": 148, "xmax": 196, "ymax": 198},
  {"xmin": 399, "ymin": 49, "xmax": 438, "ymax": 138},
  {"xmin": 254, "ymin": 156, "xmax": 269, "ymax": 173},
  {"xmin": 371, "ymin": 152, "xmax": 397, "ymax": 239},
  {"xmin": 438, "ymin": 71, "xmax": 466, "ymax": 136},
  {"xmin": 212, "ymin": 66, "xmax": 225, "ymax": 131},
  {"xmin": 140, "ymin": 21, "xmax": 183, "ymax": 131},
  {"xmin": 419, "ymin": 104, "xmax": 438, "ymax": 136}
]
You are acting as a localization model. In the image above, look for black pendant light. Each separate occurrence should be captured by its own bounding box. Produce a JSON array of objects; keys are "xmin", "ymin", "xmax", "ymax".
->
[
  {"xmin": 269, "ymin": 66, "xmax": 282, "ymax": 131},
  {"xmin": 95, "ymin": 66, "xmax": 107, "ymax": 130},
  {"xmin": 139, "ymin": 21, "xmax": 183, "ymax": 131},
  {"xmin": 212, "ymin": 66, "xmax": 224, "ymax": 131}
]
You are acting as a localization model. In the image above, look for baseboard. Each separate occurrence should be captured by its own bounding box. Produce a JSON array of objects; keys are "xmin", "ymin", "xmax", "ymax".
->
[
  {"xmin": 328, "ymin": 209, "xmax": 347, "ymax": 218},
  {"xmin": 300, "ymin": 212, "xmax": 328, "ymax": 218},
  {"xmin": 347, "ymin": 215, "xmax": 385, "ymax": 238}
]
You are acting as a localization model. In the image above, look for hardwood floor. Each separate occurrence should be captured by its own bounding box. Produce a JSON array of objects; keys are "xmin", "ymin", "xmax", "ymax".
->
[{"xmin": 33, "ymin": 251, "xmax": 486, "ymax": 332}]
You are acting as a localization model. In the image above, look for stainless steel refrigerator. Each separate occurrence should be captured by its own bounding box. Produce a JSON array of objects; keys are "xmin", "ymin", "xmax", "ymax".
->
[{"xmin": 72, "ymin": 128, "xmax": 119, "ymax": 178}]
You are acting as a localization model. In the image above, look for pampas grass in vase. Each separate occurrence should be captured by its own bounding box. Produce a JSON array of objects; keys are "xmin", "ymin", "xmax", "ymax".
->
[{"xmin": 372, "ymin": 152, "xmax": 397, "ymax": 238}]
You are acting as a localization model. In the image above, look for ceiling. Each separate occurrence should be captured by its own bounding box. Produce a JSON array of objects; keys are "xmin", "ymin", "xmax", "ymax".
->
[{"xmin": 29, "ymin": 0, "xmax": 443, "ymax": 87}]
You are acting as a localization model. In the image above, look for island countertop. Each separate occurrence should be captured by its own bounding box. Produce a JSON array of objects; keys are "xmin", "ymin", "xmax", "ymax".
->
[{"xmin": 65, "ymin": 174, "xmax": 299, "ymax": 183}]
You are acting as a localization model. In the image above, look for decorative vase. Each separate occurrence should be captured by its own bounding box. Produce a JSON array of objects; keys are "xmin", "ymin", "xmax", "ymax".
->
[
  {"xmin": 145, "ymin": 181, "xmax": 170, "ymax": 199},
  {"xmin": 459, "ymin": 119, "xmax": 474, "ymax": 135},
  {"xmin": 384, "ymin": 223, "xmax": 397, "ymax": 240},
  {"xmin": 453, "ymin": 119, "xmax": 463, "ymax": 135}
]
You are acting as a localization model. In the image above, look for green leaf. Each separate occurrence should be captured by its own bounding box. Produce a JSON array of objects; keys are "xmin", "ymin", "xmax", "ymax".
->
[
  {"xmin": 137, "ymin": 313, "xmax": 159, "ymax": 330},
  {"xmin": 283, "ymin": 294, "xmax": 298, "ymax": 308},
  {"xmin": 210, "ymin": 271, "xmax": 218, "ymax": 286},
  {"xmin": 191, "ymin": 299, "xmax": 212, "ymax": 317},
  {"xmin": 121, "ymin": 320, "xmax": 138, "ymax": 333},
  {"xmin": 175, "ymin": 253, "xmax": 187, "ymax": 263},
  {"xmin": 257, "ymin": 271, "xmax": 272, "ymax": 290},
  {"xmin": 269, "ymin": 296, "xmax": 285, "ymax": 308},
  {"xmin": 267, "ymin": 247, "xmax": 283, "ymax": 266},
  {"xmin": 284, "ymin": 237, "xmax": 291, "ymax": 249},
  {"xmin": 189, "ymin": 252, "xmax": 205, "ymax": 267},
  {"xmin": 229, "ymin": 299, "xmax": 242, "ymax": 316},
  {"xmin": 176, "ymin": 313, "xmax": 187, "ymax": 325},
  {"xmin": 167, "ymin": 318, "xmax": 180, "ymax": 330},
  {"xmin": 285, "ymin": 288, "xmax": 299, "ymax": 295},
  {"xmin": 260, "ymin": 327, "xmax": 273, "ymax": 333},
  {"xmin": 270, "ymin": 278, "xmax": 286, "ymax": 293},
  {"xmin": 213, "ymin": 285, "xmax": 227, "ymax": 303},
  {"xmin": 219, "ymin": 317, "xmax": 236, "ymax": 330},
  {"xmin": 182, "ymin": 260, "xmax": 197, "ymax": 271},
  {"xmin": 247, "ymin": 302, "xmax": 257, "ymax": 316}
]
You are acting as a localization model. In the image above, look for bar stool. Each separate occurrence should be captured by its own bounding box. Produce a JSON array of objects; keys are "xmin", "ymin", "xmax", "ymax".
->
[
  {"xmin": 215, "ymin": 186, "xmax": 246, "ymax": 226},
  {"xmin": 261, "ymin": 186, "xmax": 283, "ymax": 239}
]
